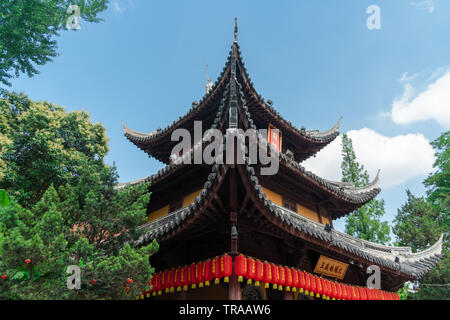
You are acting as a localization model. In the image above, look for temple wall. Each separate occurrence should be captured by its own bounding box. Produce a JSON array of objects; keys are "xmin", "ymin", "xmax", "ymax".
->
[
  {"xmin": 146, "ymin": 205, "xmax": 169, "ymax": 223},
  {"xmin": 146, "ymin": 189, "xmax": 202, "ymax": 223},
  {"xmin": 261, "ymin": 186, "xmax": 325, "ymax": 224}
]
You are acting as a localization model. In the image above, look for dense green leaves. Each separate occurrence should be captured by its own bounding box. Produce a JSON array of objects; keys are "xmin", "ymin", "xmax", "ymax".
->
[
  {"xmin": 0, "ymin": 0, "xmax": 109, "ymax": 86},
  {"xmin": 393, "ymin": 131, "xmax": 450, "ymax": 300},
  {"xmin": 0, "ymin": 93, "xmax": 158, "ymax": 299},
  {"xmin": 340, "ymin": 134, "xmax": 390, "ymax": 244},
  {"xmin": 0, "ymin": 190, "xmax": 9, "ymax": 207},
  {"xmin": 0, "ymin": 91, "xmax": 108, "ymax": 206}
]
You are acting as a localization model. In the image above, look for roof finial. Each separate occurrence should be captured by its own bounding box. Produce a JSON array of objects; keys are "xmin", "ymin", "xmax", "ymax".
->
[
  {"xmin": 234, "ymin": 17, "xmax": 238, "ymax": 43},
  {"xmin": 205, "ymin": 64, "xmax": 213, "ymax": 93}
]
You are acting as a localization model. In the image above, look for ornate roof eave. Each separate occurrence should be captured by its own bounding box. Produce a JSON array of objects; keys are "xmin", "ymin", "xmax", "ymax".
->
[
  {"xmin": 117, "ymin": 83, "xmax": 231, "ymax": 190},
  {"xmin": 232, "ymin": 43, "xmax": 340, "ymax": 149},
  {"xmin": 238, "ymin": 164, "xmax": 444, "ymax": 280},
  {"xmin": 235, "ymin": 80, "xmax": 380, "ymax": 215}
]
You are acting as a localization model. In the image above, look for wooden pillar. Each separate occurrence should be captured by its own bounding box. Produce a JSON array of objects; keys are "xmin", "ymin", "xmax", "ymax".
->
[
  {"xmin": 283, "ymin": 291, "xmax": 294, "ymax": 300},
  {"xmin": 228, "ymin": 273, "xmax": 242, "ymax": 300}
]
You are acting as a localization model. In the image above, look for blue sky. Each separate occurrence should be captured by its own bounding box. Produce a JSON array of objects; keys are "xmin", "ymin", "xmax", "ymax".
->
[{"xmin": 7, "ymin": 0, "xmax": 450, "ymax": 240}]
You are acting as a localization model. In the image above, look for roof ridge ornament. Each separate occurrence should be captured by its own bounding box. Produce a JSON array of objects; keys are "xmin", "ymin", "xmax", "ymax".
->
[{"xmin": 234, "ymin": 17, "xmax": 238, "ymax": 43}]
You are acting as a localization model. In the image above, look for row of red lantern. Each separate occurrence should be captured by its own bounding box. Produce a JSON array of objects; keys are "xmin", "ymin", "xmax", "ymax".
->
[
  {"xmin": 140, "ymin": 253, "xmax": 400, "ymax": 300},
  {"xmin": 144, "ymin": 254, "xmax": 233, "ymax": 297},
  {"xmin": 233, "ymin": 254, "xmax": 400, "ymax": 300}
]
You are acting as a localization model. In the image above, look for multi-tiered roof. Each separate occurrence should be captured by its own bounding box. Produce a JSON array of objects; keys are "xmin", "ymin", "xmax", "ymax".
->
[{"xmin": 121, "ymin": 20, "xmax": 444, "ymax": 291}]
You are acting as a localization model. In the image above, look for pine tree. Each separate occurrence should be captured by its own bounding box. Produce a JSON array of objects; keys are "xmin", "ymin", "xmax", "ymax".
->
[{"xmin": 341, "ymin": 134, "xmax": 390, "ymax": 244}]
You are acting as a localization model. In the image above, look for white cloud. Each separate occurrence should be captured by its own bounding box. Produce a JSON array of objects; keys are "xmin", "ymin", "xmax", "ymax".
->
[
  {"xmin": 302, "ymin": 128, "xmax": 435, "ymax": 189},
  {"xmin": 388, "ymin": 69, "xmax": 450, "ymax": 129},
  {"xmin": 410, "ymin": 0, "xmax": 435, "ymax": 13},
  {"xmin": 113, "ymin": 1, "xmax": 122, "ymax": 14}
]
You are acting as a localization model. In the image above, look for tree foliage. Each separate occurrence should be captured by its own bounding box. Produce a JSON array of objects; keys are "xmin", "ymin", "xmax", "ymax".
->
[
  {"xmin": 341, "ymin": 134, "xmax": 391, "ymax": 244},
  {"xmin": 0, "ymin": 0, "xmax": 109, "ymax": 86},
  {"xmin": 0, "ymin": 90, "xmax": 108, "ymax": 206},
  {"xmin": 0, "ymin": 92, "xmax": 158, "ymax": 299},
  {"xmin": 393, "ymin": 131, "xmax": 450, "ymax": 300}
]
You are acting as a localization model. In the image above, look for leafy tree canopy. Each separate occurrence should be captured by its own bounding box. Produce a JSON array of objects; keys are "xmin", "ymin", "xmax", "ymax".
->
[
  {"xmin": 393, "ymin": 131, "xmax": 449, "ymax": 300},
  {"xmin": 0, "ymin": 90, "xmax": 108, "ymax": 206},
  {"xmin": 0, "ymin": 0, "xmax": 109, "ymax": 86}
]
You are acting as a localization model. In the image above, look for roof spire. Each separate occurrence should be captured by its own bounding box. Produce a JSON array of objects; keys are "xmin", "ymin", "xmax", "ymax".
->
[{"xmin": 234, "ymin": 17, "xmax": 238, "ymax": 43}]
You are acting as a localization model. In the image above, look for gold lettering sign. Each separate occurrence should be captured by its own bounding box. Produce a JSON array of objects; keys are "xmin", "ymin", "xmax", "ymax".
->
[{"xmin": 313, "ymin": 255, "xmax": 349, "ymax": 280}]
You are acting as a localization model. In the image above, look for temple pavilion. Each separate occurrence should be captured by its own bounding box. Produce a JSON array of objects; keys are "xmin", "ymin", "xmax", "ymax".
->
[{"xmin": 120, "ymin": 20, "xmax": 444, "ymax": 300}]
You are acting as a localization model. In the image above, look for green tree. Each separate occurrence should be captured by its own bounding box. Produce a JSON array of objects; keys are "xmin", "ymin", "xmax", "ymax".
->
[
  {"xmin": 424, "ymin": 131, "xmax": 449, "ymax": 219},
  {"xmin": 0, "ymin": 92, "xmax": 158, "ymax": 299},
  {"xmin": 0, "ymin": 0, "xmax": 109, "ymax": 86},
  {"xmin": 393, "ymin": 131, "xmax": 450, "ymax": 300},
  {"xmin": 341, "ymin": 134, "xmax": 391, "ymax": 244},
  {"xmin": 0, "ymin": 90, "xmax": 108, "ymax": 206}
]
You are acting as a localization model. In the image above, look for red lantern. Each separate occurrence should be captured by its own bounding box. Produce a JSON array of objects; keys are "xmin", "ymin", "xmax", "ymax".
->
[
  {"xmin": 278, "ymin": 266, "xmax": 286, "ymax": 291},
  {"xmin": 25, "ymin": 259, "xmax": 31, "ymax": 264},
  {"xmin": 197, "ymin": 262, "xmax": 205, "ymax": 288},
  {"xmin": 166, "ymin": 269, "xmax": 174, "ymax": 292},
  {"xmin": 358, "ymin": 287, "xmax": 367, "ymax": 300},
  {"xmin": 271, "ymin": 264, "xmax": 280, "ymax": 290},
  {"xmin": 188, "ymin": 264, "xmax": 196, "ymax": 289},
  {"xmin": 255, "ymin": 260, "xmax": 264, "ymax": 286},
  {"xmin": 315, "ymin": 276, "xmax": 324, "ymax": 298},
  {"xmin": 263, "ymin": 261, "xmax": 272, "ymax": 288},
  {"xmin": 394, "ymin": 292, "xmax": 400, "ymax": 300},
  {"xmin": 246, "ymin": 257, "xmax": 256, "ymax": 285},
  {"xmin": 344, "ymin": 284, "xmax": 352, "ymax": 300},
  {"xmin": 174, "ymin": 268, "xmax": 181, "ymax": 292},
  {"xmin": 284, "ymin": 267, "xmax": 292, "ymax": 291},
  {"xmin": 155, "ymin": 272, "xmax": 162, "ymax": 296},
  {"xmin": 352, "ymin": 285, "xmax": 360, "ymax": 300},
  {"xmin": 211, "ymin": 256, "xmax": 220, "ymax": 285},
  {"xmin": 202, "ymin": 259, "xmax": 212, "ymax": 286},
  {"xmin": 193, "ymin": 262, "xmax": 201, "ymax": 288},
  {"xmin": 298, "ymin": 270, "xmax": 306, "ymax": 293},
  {"xmin": 365, "ymin": 287, "xmax": 372, "ymax": 300},
  {"xmin": 182, "ymin": 265, "xmax": 190, "ymax": 291},
  {"xmin": 161, "ymin": 270, "xmax": 169, "ymax": 293},
  {"xmin": 304, "ymin": 272, "xmax": 312, "ymax": 296},
  {"xmin": 291, "ymin": 269, "xmax": 299, "ymax": 292},
  {"xmin": 329, "ymin": 281, "xmax": 337, "ymax": 300},
  {"xmin": 235, "ymin": 254, "xmax": 247, "ymax": 283},
  {"xmin": 220, "ymin": 254, "xmax": 233, "ymax": 283},
  {"xmin": 323, "ymin": 279, "xmax": 331, "ymax": 299},
  {"xmin": 309, "ymin": 273, "xmax": 317, "ymax": 297},
  {"xmin": 335, "ymin": 282, "xmax": 343, "ymax": 300}
]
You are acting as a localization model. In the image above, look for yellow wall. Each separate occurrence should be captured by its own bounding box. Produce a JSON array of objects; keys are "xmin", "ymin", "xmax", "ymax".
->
[
  {"xmin": 321, "ymin": 215, "xmax": 331, "ymax": 225},
  {"xmin": 182, "ymin": 190, "xmax": 201, "ymax": 207},
  {"xmin": 261, "ymin": 186, "xmax": 323, "ymax": 224},
  {"xmin": 147, "ymin": 189, "xmax": 202, "ymax": 223},
  {"xmin": 261, "ymin": 187, "xmax": 283, "ymax": 206},
  {"xmin": 296, "ymin": 203, "xmax": 320, "ymax": 223},
  {"xmin": 147, "ymin": 205, "xmax": 169, "ymax": 223}
]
